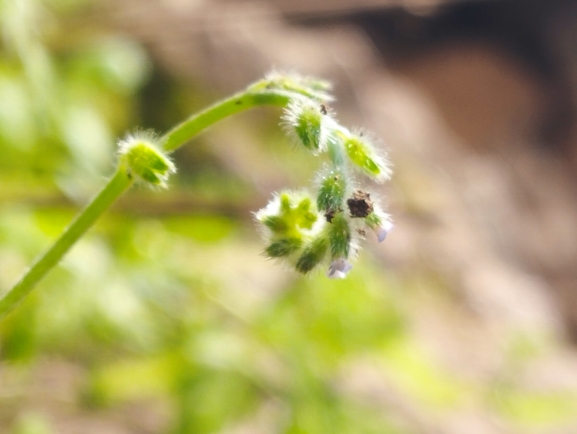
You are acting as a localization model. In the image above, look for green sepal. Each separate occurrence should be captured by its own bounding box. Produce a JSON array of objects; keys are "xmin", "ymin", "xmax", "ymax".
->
[
  {"xmin": 364, "ymin": 211, "xmax": 381, "ymax": 228},
  {"xmin": 265, "ymin": 238, "xmax": 302, "ymax": 258},
  {"xmin": 262, "ymin": 215, "xmax": 289, "ymax": 233},
  {"xmin": 275, "ymin": 193, "xmax": 317, "ymax": 234},
  {"xmin": 295, "ymin": 235, "xmax": 329, "ymax": 274}
]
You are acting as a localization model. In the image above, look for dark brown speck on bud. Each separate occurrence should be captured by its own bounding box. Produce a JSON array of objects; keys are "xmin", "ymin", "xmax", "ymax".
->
[{"xmin": 347, "ymin": 190, "xmax": 373, "ymax": 218}]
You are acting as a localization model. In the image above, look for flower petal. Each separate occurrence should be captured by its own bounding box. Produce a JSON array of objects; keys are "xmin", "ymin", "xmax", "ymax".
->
[
  {"xmin": 327, "ymin": 258, "xmax": 352, "ymax": 279},
  {"xmin": 375, "ymin": 220, "xmax": 394, "ymax": 243}
]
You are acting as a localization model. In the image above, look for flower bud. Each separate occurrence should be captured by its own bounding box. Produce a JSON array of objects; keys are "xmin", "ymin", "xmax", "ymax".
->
[
  {"xmin": 316, "ymin": 168, "xmax": 346, "ymax": 213},
  {"xmin": 118, "ymin": 132, "xmax": 175, "ymax": 187},
  {"xmin": 341, "ymin": 133, "xmax": 391, "ymax": 181},
  {"xmin": 282, "ymin": 100, "xmax": 334, "ymax": 154}
]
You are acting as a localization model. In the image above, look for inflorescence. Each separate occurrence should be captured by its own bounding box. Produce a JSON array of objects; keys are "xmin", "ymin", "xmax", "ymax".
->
[{"xmin": 255, "ymin": 72, "xmax": 393, "ymax": 279}]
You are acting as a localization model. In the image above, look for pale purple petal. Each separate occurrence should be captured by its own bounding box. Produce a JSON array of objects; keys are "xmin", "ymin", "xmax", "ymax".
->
[
  {"xmin": 327, "ymin": 258, "xmax": 353, "ymax": 279},
  {"xmin": 375, "ymin": 220, "xmax": 394, "ymax": 243}
]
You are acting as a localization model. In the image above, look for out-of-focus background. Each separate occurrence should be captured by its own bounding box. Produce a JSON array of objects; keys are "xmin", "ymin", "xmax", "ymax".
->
[{"xmin": 2, "ymin": 0, "xmax": 577, "ymax": 432}]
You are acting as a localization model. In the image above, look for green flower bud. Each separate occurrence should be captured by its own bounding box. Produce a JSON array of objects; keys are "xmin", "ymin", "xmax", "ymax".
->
[
  {"xmin": 317, "ymin": 168, "xmax": 346, "ymax": 213},
  {"xmin": 341, "ymin": 133, "xmax": 391, "ymax": 181},
  {"xmin": 283, "ymin": 100, "xmax": 331, "ymax": 153},
  {"xmin": 118, "ymin": 132, "xmax": 175, "ymax": 187}
]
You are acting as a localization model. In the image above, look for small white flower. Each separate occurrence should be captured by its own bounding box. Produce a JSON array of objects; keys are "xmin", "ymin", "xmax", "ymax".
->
[
  {"xmin": 327, "ymin": 257, "xmax": 353, "ymax": 279},
  {"xmin": 374, "ymin": 220, "xmax": 394, "ymax": 243}
]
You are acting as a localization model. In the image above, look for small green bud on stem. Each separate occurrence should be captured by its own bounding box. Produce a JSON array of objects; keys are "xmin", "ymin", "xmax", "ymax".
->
[
  {"xmin": 118, "ymin": 132, "xmax": 175, "ymax": 187},
  {"xmin": 341, "ymin": 133, "xmax": 391, "ymax": 182}
]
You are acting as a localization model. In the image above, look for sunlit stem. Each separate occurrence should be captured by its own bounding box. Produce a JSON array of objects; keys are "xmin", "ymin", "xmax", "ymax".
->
[{"xmin": 160, "ymin": 90, "xmax": 291, "ymax": 152}]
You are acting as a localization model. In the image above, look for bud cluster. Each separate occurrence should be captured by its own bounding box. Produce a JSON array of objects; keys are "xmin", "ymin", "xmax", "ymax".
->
[
  {"xmin": 115, "ymin": 74, "xmax": 393, "ymax": 279},
  {"xmin": 256, "ymin": 73, "xmax": 393, "ymax": 278}
]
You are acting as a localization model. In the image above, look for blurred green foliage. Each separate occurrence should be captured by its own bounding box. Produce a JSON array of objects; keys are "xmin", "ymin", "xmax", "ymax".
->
[{"xmin": 1, "ymin": 0, "xmax": 577, "ymax": 433}]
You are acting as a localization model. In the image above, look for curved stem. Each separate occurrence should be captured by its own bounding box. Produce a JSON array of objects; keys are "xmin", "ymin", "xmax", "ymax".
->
[
  {"xmin": 0, "ymin": 169, "xmax": 133, "ymax": 320},
  {"xmin": 0, "ymin": 88, "xmax": 294, "ymax": 321},
  {"xmin": 160, "ymin": 90, "xmax": 291, "ymax": 152}
]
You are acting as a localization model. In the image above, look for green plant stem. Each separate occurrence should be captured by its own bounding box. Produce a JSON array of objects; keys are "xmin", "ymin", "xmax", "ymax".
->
[
  {"xmin": 0, "ymin": 88, "xmax": 293, "ymax": 320},
  {"xmin": 0, "ymin": 169, "xmax": 133, "ymax": 320},
  {"xmin": 161, "ymin": 90, "xmax": 291, "ymax": 152}
]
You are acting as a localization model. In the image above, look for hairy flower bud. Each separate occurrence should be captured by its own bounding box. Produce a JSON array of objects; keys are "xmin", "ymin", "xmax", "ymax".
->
[
  {"xmin": 118, "ymin": 132, "xmax": 175, "ymax": 187},
  {"xmin": 282, "ymin": 100, "xmax": 334, "ymax": 153},
  {"xmin": 317, "ymin": 168, "xmax": 347, "ymax": 214},
  {"xmin": 341, "ymin": 133, "xmax": 391, "ymax": 182}
]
